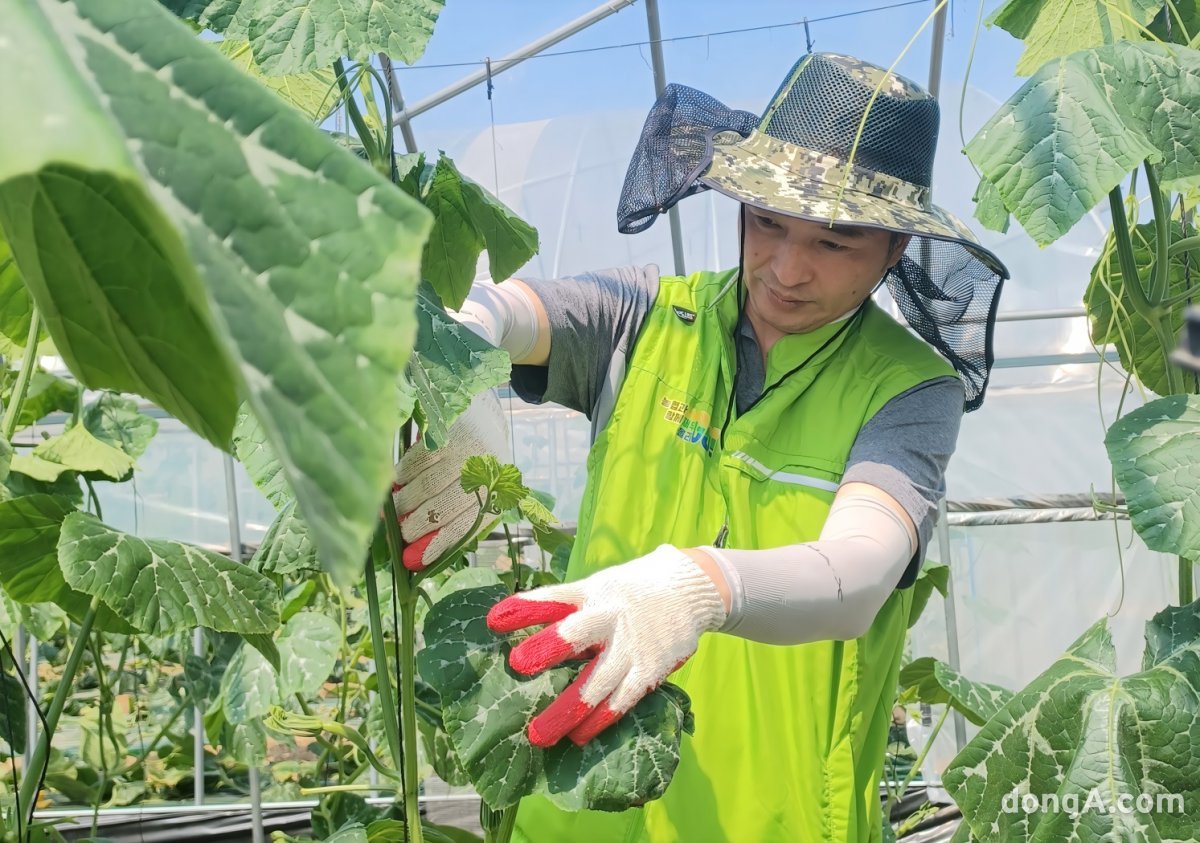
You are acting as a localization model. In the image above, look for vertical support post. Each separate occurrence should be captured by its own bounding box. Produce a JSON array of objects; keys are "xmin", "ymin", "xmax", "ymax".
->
[
  {"xmin": 15, "ymin": 625, "xmax": 35, "ymax": 775},
  {"xmin": 935, "ymin": 498, "xmax": 968, "ymax": 751},
  {"xmin": 192, "ymin": 626, "xmax": 204, "ymax": 806},
  {"xmin": 926, "ymin": 0, "xmax": 949, "ymax": 99},
  {"xmin": 222, "ymin": 454, "xmax": 264, "ymax": 842},
  {"xmin": 644, "ymin": 0, "xmax": 686, "ymax": 277},
  {"xmin": 380, "ymin": 53, "xmax": 419, "ymax": 154}
]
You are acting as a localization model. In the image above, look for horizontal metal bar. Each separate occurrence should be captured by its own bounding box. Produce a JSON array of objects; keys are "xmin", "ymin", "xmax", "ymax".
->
[
  {"xmin": 394, "ymin": 0, "xmax": 637, "ymax": 124},
  {"xmin": 994, "ymin": 307, "xmax": 1086, "ymax": 323},
  {"xmin": 35, "ymin": 793, "xmax": 479, "ymax": 820},
  {"xmin": 991, "ymin": 349, "xmax": 1120, "ymax": 369}
]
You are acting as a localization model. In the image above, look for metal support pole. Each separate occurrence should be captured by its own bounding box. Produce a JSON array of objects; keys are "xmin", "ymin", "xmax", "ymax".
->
[
  {"xmin": 935, "ymin": 498, "xmax": 968, "ymax": 752},
  {"xmin": 926, "ymin": 0, "xmax": 949, "ymax": 100},
  {"xmin": 393, "ymin": 0, "xmax": 638, "ymax": 124},
  {"xmin": 644, "ymin": 0, "xmax": 686, "ymax": 277},
  {"xmin": 380, "ymin": 53, "xmax": 419, "ymax": 154},
  {"xmin": 222, "ymin": 454, "xmax": 264, "ymax": 842},
  {"xmin": 192, "ymin": 626, "xmax": 204, "ymax": 805}
]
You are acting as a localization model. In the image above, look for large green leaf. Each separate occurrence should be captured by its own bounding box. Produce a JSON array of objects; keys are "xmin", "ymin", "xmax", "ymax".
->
[
  {"xmin": 1106, "ymin": 394, "xmax": 1200, "ymax": 557},
  {"xmin": 228, "ymin": 0, "xmax": 445, "ymax": 76},
  {"xmin": 418, "ymin": 584, "xmax": 693, "ymax": 810},
  {"xmin": 419, "ymin": 155, "xmax": 539, "ymax": 310},
  {"xmin": 2, "ymin": 0, "xmax": 433, "ymax": 587},
  {"xmin": 11, "ymin": 423, "xmax": 133, "ymax": 483},
  {"xmin": 898, "ymin": 657, "xmax": 1014, "ymax": 726},
  {"xmin": 79, "ymin": 392, "xmax": 158, "ymax": 459},
  {"xmin": 232, "ymin": 404, "xmax": 291, "ymax": 509},
  {"xmin": 987, "ymin": 0, "xmax": 1164, "ymax": 75},
  {"xmin": 0, "ymin": 671, "xmax": 26, "ymax": 754},
  {"xmin": 907, "ymin": 561, "xmax": 949, "ymax": 629},
  {"xmin": 0, "ymin": 232, "xmax": 43, "ymax": 348},
  {"xmin": 966, "ymin": 41, "xmax": 1200, "ymax": 246},
  {"xmin": 220, "ymin": 611, "xmax": 340, "ymax": 723},
  {"xmin": 1148, "ymin": 0, "xmax": 1200, "ymax": 44},
  {"xmin": 0, "ymin": 495, "xmax": 131, "ymax": 633},
  {"xmin": 408, "ymin": 291, "xmax": 510, "ymax": 448},
  {"xmin": 1084, "ymin": 221, "xmax": 1195, "ymax": 397},
  {"xmin": 943, "ymin": 602, "xmax": 1200, "ymax": 842},
  {"xmin": 251, "ymin": 498, "xmax": 320, "ymax": 577},
  {"xmin": 216, "ymin": 37, "xmax": 337, "ymax": 122},
  {"xmin": 58, "ymin": 511, "xmax": 280, "ymax": 635},
  {"xmin": 5, "ymin": 371, "xmax": 79, "ymax": 431}
]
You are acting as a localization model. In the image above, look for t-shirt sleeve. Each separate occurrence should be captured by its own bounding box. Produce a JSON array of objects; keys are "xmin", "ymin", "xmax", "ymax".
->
[
  {"xmin": 840, "ymin": 375, "xmax": 964, "ymax": 588},
  {"xmin": 509, "ymin": 265, "xmax": 659, "ymax": 418}
]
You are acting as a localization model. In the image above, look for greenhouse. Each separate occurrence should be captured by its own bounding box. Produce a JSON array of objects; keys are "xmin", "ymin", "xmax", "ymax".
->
[{"xmin": 2, "ymin": 1, "xmax": 1199, "ymax": 841}]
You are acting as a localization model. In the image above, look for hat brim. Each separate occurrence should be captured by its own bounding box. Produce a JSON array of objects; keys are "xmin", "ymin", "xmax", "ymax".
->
[{"xmin": 700, "ymin": 134, "xmax": 1009, "ymax": 279}]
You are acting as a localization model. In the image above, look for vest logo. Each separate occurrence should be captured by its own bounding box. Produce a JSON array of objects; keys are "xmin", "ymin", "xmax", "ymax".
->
[
  {"xmin": 672, "ymin": 305, "xmax": 697, "ymax": 325},
  {"xmin": 660, "ymin": 397, "xmax": 716, "ymax": 456}
]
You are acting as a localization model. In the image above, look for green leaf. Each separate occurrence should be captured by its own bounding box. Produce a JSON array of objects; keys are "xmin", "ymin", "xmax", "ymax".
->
[
  {"xmin": 58, "ymin": 511, "xmax": 280, "ymax": 635},
  {"xmin": 216, "ymin": 37, "xmax": 337, "ymax": 122},
  {"xmin": 226, "ymin": 719, "xmax": 268, "ymax": 766},
  {"xmin": 419, "ymin": 717, "xmax": 471, "ymax": 787},
  {"xmin": 907, "ymin": 561, "xmax": 949, "ymax": 629},
  {"xmin": 80, "ymin": 392, "xmax": 158, "ymax": 459},
  {"xmin": 0, "ymin": 232, "xmax": 43, "ymax": 348},
  {"xmin": 232, "ymin": 404, "xmax": 291, "ymax": 509},
  {"xmin": 326, "ymin": 825, "xmax": 369, "ymax": 843},
  {"xmin": 1106, "ymin": 394, "xmax": 1200, "ymax": 557},
  {"xmin": 311, "ymin": 792, "xmax": 381, "ymax": 839},
  {"xmin": 280, "ymin": 579, "xmax": 318, "ymax": 622},
  {"xmin": 409, "ymin": 290, "xmax": 510, "ymax": 448},
  {"xmin": 159, "ymin": 0, "xmax": 244, "ymax": 32},
  {"xmin": 220, "ymin": 611, "xmax": 340, "ymax": 723},
  {"xmin": 1148, "ymin": 0, "xmax": 1199, "ymax": 44},
  {"xmin": 5, "ymin": 371, "xmax": 79, "ymax": 431},
  {"xmin": 420, "ymin": 822, "xmax": 483, "ymax": 843},
  {"xmin": 251, "ymin": 499, "xmax": 320, "ymax": 577},
  {"xmin": 966, "ymin": 41, "xmax": 1200, "ymax": 246},
  {"xmin": 418, "ymin": 585, "xmax": 692, "ymax": 810},
  {"xmin": 2, "ymin": 0, "xmax": 433, "ymax": 588},
  {"xmin": 0, "ymin": 440, "xmax": 10, "ymax": 487},
  {"xmin": 235, "ymin": 0, "xmax": 445, "ymax": 75},
  {"xmin": 898, "ymin": 657, "xmax": 1014, "ymax": 726},
  {"xmin": 11, "ymin": 422, "xmax": 134, "ymax": 483},
  {"xmin": 0, "ymin": 495, "xmax": 131, "ymax": 633},
  {"xmin": 971, "ymin": 178, "xmax": 1010, "ymax": 234},
  {"xmin": 419, "ymin": 155, "xmax": 539, "ymax": 310},
  {"xmin": 987, "ymin": 0, "xmax": 1163, "ymax": 75},
  {"xmin": 460, "ymin": 456, "xmax": 527, "ymax": 514},
  {"xmin": 3, "ymin": 469, "xmax": 83, "ymax": 508},
  {"xmin": 1084, "ymin": 221, "xmax": 1195, "ymax": 397},
  {"xmin": 0, "ymin": 671, "xmax": 26, "ymax": 754},
  {"xmin": 943, "ymin": 602, "xmax": 1200, "ymax": 842}
]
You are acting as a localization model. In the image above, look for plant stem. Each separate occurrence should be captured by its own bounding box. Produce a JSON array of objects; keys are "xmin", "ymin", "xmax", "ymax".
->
[
  {"xmin": 19, "ymin": 595, "xmax": 101, "ymax": 828},
  {"xmin": 1145, "ymin": 163, "xmax": 1172, "ymax": 305},
  {"xmin": 363, "ymin": 550, "xmax": 403, "ymax": 777},
  {"xmin": 1168, "ymin": 234, "xmax": 1200, "ymax": 259},
  {"xmin": 1180, "ymin": 558, "xmax": 1195, "ymax": 606},
  {"xmin": 334, "ymin": 59, "xmax": 386, "ymax": 176},
  {"xmin": 882, "ymin": 706, "xmax": 951, "ymax": 827},
  {"xmin": 117, "ymin": 697, "xmax": 189, "ymax": 778},
  {"xmin": 491, "ymin": 803, "xmax": 520, "ymax": 843},
  {"xmin": 381, "ymin": 497, "xmax": 424, "ymax": 843},
  {"xmin": 1, "ymin": 309, "xmax": 42, "ymax": 441}
]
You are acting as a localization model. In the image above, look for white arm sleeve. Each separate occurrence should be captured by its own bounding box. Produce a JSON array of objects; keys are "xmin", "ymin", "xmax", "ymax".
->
[
  {"xmin": 450, "ymin": 277, "xmax": 542, "ymax": 361},
  {"xmin": 700, "ymin": 491, "xmax": 917, "ymax": 645}
]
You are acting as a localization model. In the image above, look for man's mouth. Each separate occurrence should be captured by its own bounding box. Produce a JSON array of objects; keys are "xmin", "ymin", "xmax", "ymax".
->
[{"xmin": 765, "ymin": 286, "xmax": 806, "ymax": 306}]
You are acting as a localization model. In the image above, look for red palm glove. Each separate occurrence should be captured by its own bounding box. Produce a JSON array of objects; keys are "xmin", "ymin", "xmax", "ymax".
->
[{"xmin": 486, "ymin": 545, "xmax": 726, "ymax": 747}]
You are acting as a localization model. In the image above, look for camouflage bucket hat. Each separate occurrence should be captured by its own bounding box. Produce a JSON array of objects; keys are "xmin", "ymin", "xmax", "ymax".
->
[{"xmin": 616, "ymin": 52, "xmax": 1010, "ymax": 411}]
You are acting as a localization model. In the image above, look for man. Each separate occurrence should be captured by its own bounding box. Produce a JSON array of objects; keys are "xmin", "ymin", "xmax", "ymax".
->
[{"xmin": 394, "ymin": 53, "xmax": 1007, "ymax": 842}]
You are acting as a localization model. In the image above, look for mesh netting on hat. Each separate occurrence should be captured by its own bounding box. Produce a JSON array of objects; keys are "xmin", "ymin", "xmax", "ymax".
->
[
  {"xmin": 616, "ymin": 84, "xmax": 757, "ymax": 235},
  {"xmin": 885, "ymin": 240, "xmax": 1003, "ymax": 412}
]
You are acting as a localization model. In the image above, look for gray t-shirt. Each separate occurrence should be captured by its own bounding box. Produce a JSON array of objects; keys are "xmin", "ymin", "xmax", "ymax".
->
[{"xmin": 510, "ymin": 265, "xmax": 962, "ymax": 587}]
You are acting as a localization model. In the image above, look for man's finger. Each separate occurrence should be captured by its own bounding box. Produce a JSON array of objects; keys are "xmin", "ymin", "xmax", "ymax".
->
[
  {"xmin": 567, "ymin": 698, "xmax": 626, "ymax": 746},
  {"xmin": 487, "ymin": 590, "xmax": 580, "ymax": 633},
  {"xmin": 506, "ymin": 620, "xmax": 592, "ymax": 675},
  {"xmin": 527, "ymin": 659, "xmax": 599, "ymax": 748}
]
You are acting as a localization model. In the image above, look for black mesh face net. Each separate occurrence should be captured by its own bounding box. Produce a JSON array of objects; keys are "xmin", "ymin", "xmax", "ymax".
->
[
  {"xmin": 616, "ymin": 84, "xmax": 757, "ymax": 235},
  {"xmin": 886, "ymin": 240, "xmax": 1002, "ymax": 412}
]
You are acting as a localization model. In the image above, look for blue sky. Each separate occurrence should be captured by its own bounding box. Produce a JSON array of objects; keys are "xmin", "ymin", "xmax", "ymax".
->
[{"xmin": 391, "ymin": 1, "xmax": 1028, "ymax": 137}]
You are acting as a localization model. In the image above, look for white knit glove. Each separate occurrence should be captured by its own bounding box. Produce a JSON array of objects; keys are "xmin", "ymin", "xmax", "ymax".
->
[
  {"xmin": 486, "ymin": 545, "xmax": 727, "ymax": 747},
  {"xmin": 392, "ymin": 390, "xmax": 510, "ymax": 571}
]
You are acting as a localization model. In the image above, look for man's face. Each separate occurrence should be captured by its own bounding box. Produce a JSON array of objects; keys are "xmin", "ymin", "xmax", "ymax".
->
[{"xmin": 741, "ymin": 206, "xmax": 908, "ymax": 347}]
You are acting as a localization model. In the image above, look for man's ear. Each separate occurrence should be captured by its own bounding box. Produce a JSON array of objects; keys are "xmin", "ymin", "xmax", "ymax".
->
[{"xmin": 887, "ymin": 234, "xmax": 912, "ymax": 269}]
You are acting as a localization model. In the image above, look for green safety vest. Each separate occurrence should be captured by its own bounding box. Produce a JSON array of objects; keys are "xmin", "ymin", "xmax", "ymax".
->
[{"xmin": 513, "ymin": 269, "xmax": 957, "ymax": 843}]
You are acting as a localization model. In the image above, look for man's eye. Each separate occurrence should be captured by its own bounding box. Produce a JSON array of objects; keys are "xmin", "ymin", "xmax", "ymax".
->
[
  {"xmin": 821, "ymin": 240, "xmax": 849, "ymax": 252},
  {"xmin": 754, "ymin": 214, "xmax": 780, "ymax": 229}
]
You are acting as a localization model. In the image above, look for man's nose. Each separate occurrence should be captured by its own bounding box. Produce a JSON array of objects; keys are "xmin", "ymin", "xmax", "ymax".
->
[{"xmin": 772, "ymin": 244, "xmax": 815, "ymax": 288}]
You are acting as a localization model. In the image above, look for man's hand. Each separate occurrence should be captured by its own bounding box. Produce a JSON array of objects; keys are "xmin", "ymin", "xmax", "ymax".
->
[
  {"xmin": 392, "ymin": 390, "xmax": 510, "ymax": 571},
  {"xmin": 486, "ymin": 545, "xmax": 727, "ymax": 747}
]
